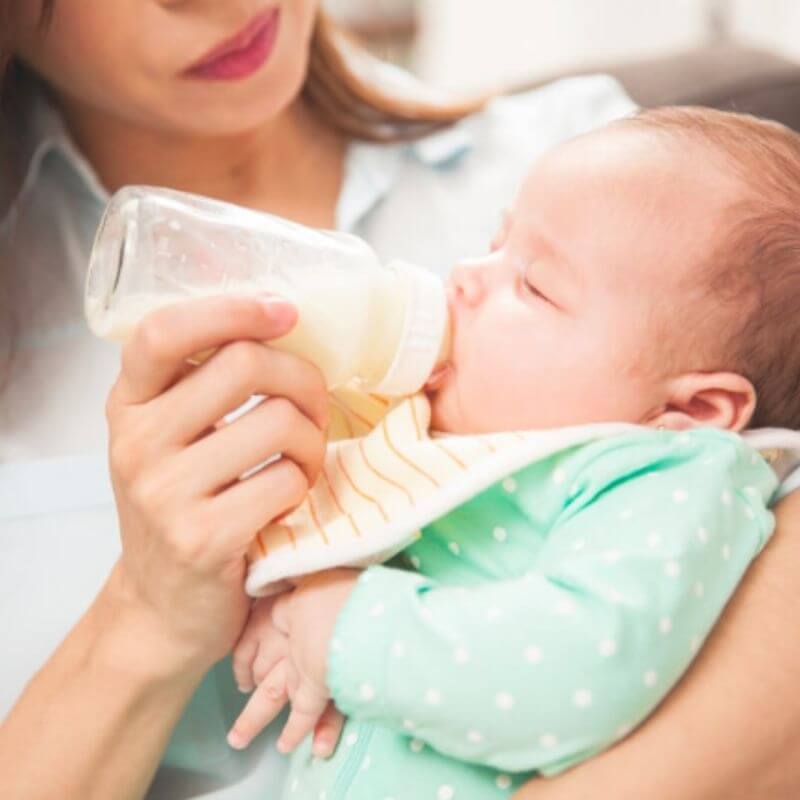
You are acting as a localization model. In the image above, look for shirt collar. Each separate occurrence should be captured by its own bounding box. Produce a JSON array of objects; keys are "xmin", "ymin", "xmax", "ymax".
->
[
  {"xmin": 1, "ymin": 82, "xmax": 109, "ymax": 232},
  {"xmin": 337, "ymin": 120, "xmax": 474, "ymax": 233},
  {"xmin": 4, "ymin": 78, "xmax": 475, "ymax": 236}
]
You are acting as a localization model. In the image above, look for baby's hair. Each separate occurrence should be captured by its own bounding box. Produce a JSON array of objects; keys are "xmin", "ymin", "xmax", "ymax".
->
[{"xmin": 628, "ymin": 106, "xmax": 800, "ymax": 429}]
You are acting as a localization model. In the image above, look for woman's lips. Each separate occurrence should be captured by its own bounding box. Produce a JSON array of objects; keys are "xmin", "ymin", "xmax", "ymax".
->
[{"xmin": 185, "ymin": 9, "xmax": 281, "ymax": 81}]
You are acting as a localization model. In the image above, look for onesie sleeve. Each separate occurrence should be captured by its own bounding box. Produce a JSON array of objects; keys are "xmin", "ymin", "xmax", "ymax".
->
[{"xmin": 326, "ymin": 431, "xmax": 777, "ymax": 775}]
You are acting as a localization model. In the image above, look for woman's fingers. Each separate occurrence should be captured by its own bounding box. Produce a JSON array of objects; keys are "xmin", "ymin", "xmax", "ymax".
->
[
  {"xmin": 153, "ymin": 341, "xmax": 329, "ymax": 446},
  {"xmin": 180, "ymin": 395, "xmax": 326, "ymax": 492},
  {"xmin": 206, "ymin": 459, "xmax": 310, "ymax": 554},
  {"xmin": 311, "ymin": 703, "xmax": 345, "ymax": 758},
  {"xmin": 228, "ymin": 660, "xmax": 289, "ymax": 751},
  {"xmin": 114, "ymin": 296, "xmax": 297, "ymax": 406}
]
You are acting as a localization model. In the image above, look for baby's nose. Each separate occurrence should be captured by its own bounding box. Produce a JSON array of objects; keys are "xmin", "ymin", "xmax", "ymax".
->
[{"xmin": 449, "ymin": 259, "xmax": 488, "ymax": 307}]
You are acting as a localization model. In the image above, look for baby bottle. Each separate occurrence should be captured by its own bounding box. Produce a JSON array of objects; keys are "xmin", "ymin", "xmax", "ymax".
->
[{"xmin": 85, "ymin": 186, "xmax": 450, "ymax": 395}]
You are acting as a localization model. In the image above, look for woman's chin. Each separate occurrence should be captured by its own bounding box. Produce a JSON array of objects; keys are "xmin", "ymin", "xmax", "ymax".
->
[{"xmin": 165, "ymin": 53, "xmax": 310, "ymax": 137}]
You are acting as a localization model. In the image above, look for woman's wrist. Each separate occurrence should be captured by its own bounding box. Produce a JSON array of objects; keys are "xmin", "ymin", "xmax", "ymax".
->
[
  {"xmin": 89, "ymin": 563, "xmax": 216, "ymax": 686},
  {"xmin": 1, "ymin": 562, "xmax": 213, "ymax": 800}
]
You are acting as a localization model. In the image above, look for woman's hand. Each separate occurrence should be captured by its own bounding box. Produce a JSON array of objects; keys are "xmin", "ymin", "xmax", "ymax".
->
[
  {"xmin": 104, "ymin": 295, "xmax": 330, "ymax": 674},
  {"xmin": 1, "ymin": 295, "xmax": 332, "ymax": 800}
]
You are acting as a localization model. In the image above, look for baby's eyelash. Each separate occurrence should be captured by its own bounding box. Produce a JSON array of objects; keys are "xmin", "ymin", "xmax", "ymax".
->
[
  {"xmin": 523, "ymin": 278, "xmax": 548, "ymax": 302},
  {"xmin": 515, "ymin": 262, "xmax": 552, "ymax": 306}
]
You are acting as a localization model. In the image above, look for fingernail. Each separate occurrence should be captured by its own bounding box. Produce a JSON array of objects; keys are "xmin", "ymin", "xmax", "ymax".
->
[
  {"xmin": 312, "ymin": 737, "xmax": 332, "ymax": 758},
  {"xmin": 261, "ymin": 299, "xmax": 297, "ymax": 329},
  {"xmin": 276, "ymin": 738, "xmax": 291, "ymax": 754},
  {"xmin": 237, "ymin": 684, "xmax": 253, "ymax": 694},
  {"xmin": 258, "ymin": 294, "xmax": 291, "ymax": 309},
  {"xmin": 258, "ymin": 294, "xmax": 288, "ymax": 304},
  {"xmin": 228, "ymin": 730, "xmax": 247, "ymax": 750}
]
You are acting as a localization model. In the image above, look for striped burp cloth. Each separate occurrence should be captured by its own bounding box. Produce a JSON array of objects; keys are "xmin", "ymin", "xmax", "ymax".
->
[{"xmin": 245, "ymin": 390, "xmax": 640, "ymax": 596}]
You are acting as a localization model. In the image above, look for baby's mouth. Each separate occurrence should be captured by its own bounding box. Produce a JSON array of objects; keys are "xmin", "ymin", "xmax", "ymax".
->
[{"xmin": 424, "ymin": 362, "xmax": 453, "ymax": 392}]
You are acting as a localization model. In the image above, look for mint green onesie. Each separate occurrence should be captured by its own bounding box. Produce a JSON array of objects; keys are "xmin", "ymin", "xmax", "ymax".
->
[{"xmin": 281, "ymin": 429, "xmax": 776, "ymax": 799}]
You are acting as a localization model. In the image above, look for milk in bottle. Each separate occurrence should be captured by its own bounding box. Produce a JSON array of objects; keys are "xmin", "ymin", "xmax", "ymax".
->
[{"xmin": 85, "ymin": 187, "xmax": 450, "ymax": 395}]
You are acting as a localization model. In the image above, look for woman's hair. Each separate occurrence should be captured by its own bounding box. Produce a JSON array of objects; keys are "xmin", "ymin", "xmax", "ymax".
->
[{"xmin": 304, "ymin": 12, "xmax": 483, "ymax": 142}]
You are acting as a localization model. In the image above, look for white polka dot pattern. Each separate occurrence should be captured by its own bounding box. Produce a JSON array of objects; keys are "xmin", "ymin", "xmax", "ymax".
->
[
  {"xmin": 502, "ymin": 477, "xmax": 517, "ymax": 493},
  {"xmin": 425, "ymin": 689, "xmax": 443, "ymax": 705},
  {"xmin": 539, "ymin": 734, "xmax": 558, "ymax": 749},
  {"xmin": 598, "ymin": 638, "xmax": 617, "ymax": 657},
  {"xmin": 496, "ymin": 774, "xmax": 513, "ymax": 789},
  {"xmin": 572, "ymin": 689, "xmax": 592, "ymax": 708},
  {"xmin": 495, "ymin": 692, "xmax": 514, "ymax": 710},
  {"xmin": 524, "ymin": 645, "xmax": 542, "ymax": 664},
  {"xmin": 319, "ymin": 430, "xmax": 773, "ymax": 798},
  {"xmin": 359, "ymin": 683, "xmax": 376, "ymax": 701},
  {"xmin": 493, "ymin": 526, "xmax": 508, "ymax": 542}
]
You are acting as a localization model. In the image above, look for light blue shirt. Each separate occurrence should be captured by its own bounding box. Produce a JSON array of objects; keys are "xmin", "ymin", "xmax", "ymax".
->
[{"xmin": 0, "ymin": 74, "xmax": 708, "ymax": 799}]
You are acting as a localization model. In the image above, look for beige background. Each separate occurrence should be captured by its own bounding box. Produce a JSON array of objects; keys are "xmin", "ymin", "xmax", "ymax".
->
[{"xmin": 326, "ymin": 0, "xmax": 800, "ymax": 92}]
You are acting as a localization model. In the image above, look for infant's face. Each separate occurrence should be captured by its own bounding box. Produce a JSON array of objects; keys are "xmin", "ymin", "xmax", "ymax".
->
[{"xmin": 428, "ymin": 124, "xmax": 740, "ymax": 434}]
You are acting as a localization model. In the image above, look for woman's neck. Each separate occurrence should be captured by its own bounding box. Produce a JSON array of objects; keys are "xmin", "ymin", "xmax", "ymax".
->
[{"xmin": 58, "ymin": 95, "xmax": 348, "ymax": 229}]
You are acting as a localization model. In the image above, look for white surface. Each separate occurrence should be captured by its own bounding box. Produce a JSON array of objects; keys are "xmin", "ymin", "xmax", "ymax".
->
[
  {"xmin": 415, "ymin": 0, "xmax": 716, "ymax": 92},
  {"xmin": 731, "ymin": 0, "xmax": 800, "ymax": 62},
  {"xmin": 412, "ymin": 0, "xmax": 800, "ymax": 93}
]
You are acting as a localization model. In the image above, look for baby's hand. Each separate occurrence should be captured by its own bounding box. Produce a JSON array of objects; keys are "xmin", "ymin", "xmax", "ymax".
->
[
  {"xmin": 231, "ymin": 596, "xmax": 288, "ymax": 694},
  {"xmin": 228, "ymin": 596, "xmax": 294, "ymax": 748},
  {"xmin": 227, "ymin": 570, "xmax": 359, "ymax": 754}
]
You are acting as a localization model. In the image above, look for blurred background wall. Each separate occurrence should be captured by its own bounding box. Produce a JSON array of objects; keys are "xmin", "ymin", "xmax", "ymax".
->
[{"xmin": 324, "ymin": 0, "xmax": 800, "ymax": 92}]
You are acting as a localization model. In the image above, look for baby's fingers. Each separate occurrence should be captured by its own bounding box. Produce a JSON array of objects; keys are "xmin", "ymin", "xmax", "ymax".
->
[
  {"xmin": 277, "ymin": 682, "xmax": 330, "ymax": 754},
  {"xmin": 231, "ymin": 635, "xmax": 259, "ymax": 693},
  {"xmin": 312, "ymin": 703, "xmax": 345, "ymax": 758},
  {"xmin": 228, "ymin": 660, "xmax": 288, "ymax": 750},
  {"xmin": 232, "ymin": 597, "xmax": 287, "ymax": 692}
]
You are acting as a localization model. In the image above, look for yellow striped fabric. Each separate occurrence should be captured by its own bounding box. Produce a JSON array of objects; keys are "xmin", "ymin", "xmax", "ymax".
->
[
  {"xmin": 245, "ymin": 390, "xmax": 543, "ymax": 595},
  {"xmin": 244, "ymin": 389, "xmax": 799, "ymax": 596}
]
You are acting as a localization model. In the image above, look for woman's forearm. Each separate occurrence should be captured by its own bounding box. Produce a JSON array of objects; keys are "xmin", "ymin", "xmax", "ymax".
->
[
  {"xmin": 514, "ymin": 490, "xmax": 800, "ymax": 800},
  {"xmin": 0, "ymin": 566, "xmax": 208, "ymax": 800}
]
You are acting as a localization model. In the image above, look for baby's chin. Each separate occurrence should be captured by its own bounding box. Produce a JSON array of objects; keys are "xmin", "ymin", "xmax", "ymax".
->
[
  {"xmin": 424, "ymin": 377, "xmax": 467, "ymax": 435},
  {"xmin": 429, "ymin": 405, "xmax": 461, "ymax": 435}
]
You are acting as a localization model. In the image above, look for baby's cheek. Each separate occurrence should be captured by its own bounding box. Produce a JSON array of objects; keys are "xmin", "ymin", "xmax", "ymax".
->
[{"xmin": 427, "ymin": 380, "xmax": 461, "ymax": 433}]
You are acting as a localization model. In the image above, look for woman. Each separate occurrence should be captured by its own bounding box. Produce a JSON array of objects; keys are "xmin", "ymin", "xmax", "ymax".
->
[{"xmin": 1, "ymin": 2, "xmax": 798, "ymax": 799}]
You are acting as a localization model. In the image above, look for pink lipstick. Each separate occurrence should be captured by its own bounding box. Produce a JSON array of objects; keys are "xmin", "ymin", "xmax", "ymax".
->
[{"xmin": 185, "ymin": 9, "xmax": 281, "ymax": 81}]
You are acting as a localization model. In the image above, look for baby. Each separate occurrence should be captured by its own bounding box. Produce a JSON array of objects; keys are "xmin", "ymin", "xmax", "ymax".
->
[{"xmin": 227, "ymin": 106, "xmax": 800, "ymax": 799}]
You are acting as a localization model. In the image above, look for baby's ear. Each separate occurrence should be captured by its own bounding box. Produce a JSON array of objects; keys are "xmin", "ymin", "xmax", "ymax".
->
[{"xmin": 647, "ymin": 372, "xmax": 756, "ymax": 432}]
